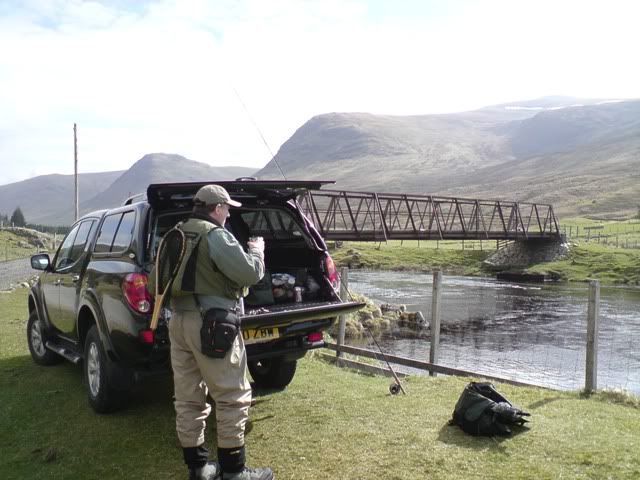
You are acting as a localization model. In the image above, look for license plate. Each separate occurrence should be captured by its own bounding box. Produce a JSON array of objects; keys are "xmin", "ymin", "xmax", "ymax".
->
[{"xmin": 242, "ymin": 327, "xmax": 280, "ymax": 345}]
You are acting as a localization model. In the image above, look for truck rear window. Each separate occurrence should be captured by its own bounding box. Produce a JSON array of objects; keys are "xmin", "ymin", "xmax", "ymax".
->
[{"xmin": 240, "ymin": 209, "xmax": 304, "ymax": 240}]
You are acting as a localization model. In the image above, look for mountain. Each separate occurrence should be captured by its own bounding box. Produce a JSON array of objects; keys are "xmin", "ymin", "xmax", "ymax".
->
[
  {"xmin": 0, "ymin": 171, "xmax": 124, "ymax": 225},
  {"xmin": 80, "ymin": 153, "xmax": 257, "ymax": 214},
  {"xmin": 257, "ymin": 97, "xmax": 640, "ymax": 218},
  {"xmin": 0, "ymin": 153, "xmax": 257, "ymax": 226}
]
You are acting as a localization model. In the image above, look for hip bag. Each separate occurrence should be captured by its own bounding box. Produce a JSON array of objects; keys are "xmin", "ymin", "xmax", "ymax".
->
[{"xmin": 200, "ymin": 308, "xmax": 240, "ymax": 359}]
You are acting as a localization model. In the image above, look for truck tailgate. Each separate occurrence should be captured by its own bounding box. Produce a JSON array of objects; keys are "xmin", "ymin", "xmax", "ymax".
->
[{"xmin": 240, "ymin": 300, "xmax": 364, "ymax": 330}]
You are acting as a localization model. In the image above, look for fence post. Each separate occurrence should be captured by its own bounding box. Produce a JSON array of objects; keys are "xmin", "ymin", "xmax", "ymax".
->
[
  {"xmin": 336, "ymin": 267, "xmax": 349, "ymax": 359},
  {"xmin": 429, "ymin": 269, "xmax": 442, "ymax": 376},
  {"xmin": 585, "ymin": 280, "xmax": 600, "ymax": 394}
]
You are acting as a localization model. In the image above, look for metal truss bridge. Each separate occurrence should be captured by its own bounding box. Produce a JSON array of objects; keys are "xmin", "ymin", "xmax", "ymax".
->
[{"xmin": 298, "ymin": 189, "xmax": 560, "ymax": 242}]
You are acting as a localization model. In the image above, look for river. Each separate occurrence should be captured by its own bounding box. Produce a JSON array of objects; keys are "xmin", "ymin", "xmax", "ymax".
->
[{"xmin": 348, "ymin": 271, "xmax": 640, "ymax": 394}]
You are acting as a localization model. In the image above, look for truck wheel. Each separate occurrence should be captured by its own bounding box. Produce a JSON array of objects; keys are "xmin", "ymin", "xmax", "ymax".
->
[
  {"xmin": 27, "ymin": 311, "xmax": 63, "ymax": 366},
  {"xmin": 248, "ymin": 357, "xmax": 297, "ymax": 389},
  {"xmin": 83, "ymin": 325, "xmax": 125, "ymax": 413}
]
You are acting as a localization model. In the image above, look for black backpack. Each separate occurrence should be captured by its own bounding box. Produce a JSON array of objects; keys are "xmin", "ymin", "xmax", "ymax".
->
[{"xmin": 450, "ymin": 382, "xmax": 530, "ymax": 436}]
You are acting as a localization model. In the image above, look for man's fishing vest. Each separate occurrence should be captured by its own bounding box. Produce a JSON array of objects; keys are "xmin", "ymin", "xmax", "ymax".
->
[{"xmin": 171, "ymin": 218, "xmax": 245, "ymax": 300}]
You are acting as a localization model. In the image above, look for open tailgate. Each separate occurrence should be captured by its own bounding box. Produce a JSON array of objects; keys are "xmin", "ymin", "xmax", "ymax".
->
[{"xmin": 240, "ymin": 300, "xmax": 365, "ymax": 330}]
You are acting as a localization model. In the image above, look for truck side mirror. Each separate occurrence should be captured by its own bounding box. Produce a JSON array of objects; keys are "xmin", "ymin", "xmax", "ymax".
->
[{"xmin": 31, "ymin": 253, "xmax": 51, "ymax": 271}]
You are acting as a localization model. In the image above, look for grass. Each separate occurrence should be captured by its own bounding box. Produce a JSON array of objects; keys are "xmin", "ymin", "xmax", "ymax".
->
[
  {"xmin": 330, "ymin": 240, "xmax": 492, "ymax": 276},
  {"xmin": 329, "ymin": 224, "xmax": 640, "ymax": 286},
  {"xmin": 559, "ymin": 217, "xmax": 640, "ymax": 246},
  {"xmin": 0, "ymin": 230, "xmax": 41, "ymax": 262},
  {"xmin": 527, "ymin": 242, "xmax": 640, "ymax": 285},
  {"xmin": 2, "ymin": 289, "xmax": 640, "ymax": 479}
]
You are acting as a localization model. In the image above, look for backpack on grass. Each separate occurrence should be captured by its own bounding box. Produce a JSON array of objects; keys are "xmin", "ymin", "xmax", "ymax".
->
[{"xmin": 450, "ymin": 382, "xmax": 530, "ymax": 436}]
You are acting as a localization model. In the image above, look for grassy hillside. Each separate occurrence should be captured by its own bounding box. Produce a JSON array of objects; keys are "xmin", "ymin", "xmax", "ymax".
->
[
  {"xmin": 0, "ymin": 230, "xmax": 44, "ymax": 261},
  {"xmin": 258, "ymin": 99, "xmax": 640, "ymax": 219},
  {"xmin": 0, "ymin": 171, "xmax": 124, "ymax": 226},
  {"xmin": 1, "ymin": 288, "xmax": 638, "ymax": 479}
]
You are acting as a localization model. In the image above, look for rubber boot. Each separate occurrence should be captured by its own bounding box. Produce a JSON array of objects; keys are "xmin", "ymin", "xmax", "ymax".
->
[
  {"xmin": 189, "ymin": 462, "xmax": 220, "ymax": 480},
  {"xmin": 218, "ymin": 446, "xmax": 274, "ymax": 480},
  {"xmin": 184, "ymin": 445, "xmax": 219, "ymax": 480},
  {"xmin": 221, "ymin": 466, "xmax": 274, "ymax": 480}
]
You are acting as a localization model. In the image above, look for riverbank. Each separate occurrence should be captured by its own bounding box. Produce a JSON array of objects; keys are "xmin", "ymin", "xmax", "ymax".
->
[
  {"xmin": 1, "ymin": 289, "xmax": 639, "ymax": 479},
  {"xmin": 527, "ymin": 242, "xmax": 640, "ymax": 285},
  {"xmin": 330, "ymin": 240, "xmax": 640, "ymax": 286},
  {"xmin": 330, "ymin": 240, "xmax": 491, "ymax": 276}
]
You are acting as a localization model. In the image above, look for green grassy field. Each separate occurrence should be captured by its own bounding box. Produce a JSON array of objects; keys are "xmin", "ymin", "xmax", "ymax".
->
[
  {"xmin": 527, "ymin": 242, "xmax": 640, "ymax": 285},
  {"xmin": 0, "ymin": 230, "xmax": 41, "ymax": 262},
  {"xmin": 1, "ymin": 289, "xmax": 639, "ymax": 479},
  {"xmin": 330, "ymin": 240, "xmax": 492, "ymax": 276},
  {"xmin": 329, "ymin": 217, "xmax": 640, "ymax": 286},
  {"xmin": 559, "ymin": 218, "xmax": 640, "ymax": 246}
]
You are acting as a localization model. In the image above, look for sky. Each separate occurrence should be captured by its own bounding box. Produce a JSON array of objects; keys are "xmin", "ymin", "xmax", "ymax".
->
[{"xmin": 1, "ymin": 0, "xmax": 639, "ymax": 185}]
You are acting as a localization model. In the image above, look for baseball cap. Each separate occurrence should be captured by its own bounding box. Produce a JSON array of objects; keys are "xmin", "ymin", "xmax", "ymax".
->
[{"xmin": 194, "ymin": 184, "xmax": 242, "ymax": 207}]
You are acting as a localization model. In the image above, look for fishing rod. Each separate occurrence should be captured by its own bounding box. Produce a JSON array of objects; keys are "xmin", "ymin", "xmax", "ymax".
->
[
  {"xmin": 232, "ymin": 87, "xmax": 288, "ymax": 181},
  {"xmin": 363, "ymin": 323, "xmax": 406, "ymax": 395},
  {"xmin": 335, "ymin": 273, "xmax": 407, "ymax": 395},
  {"xmin": 234, "ymin": 85, "xmax": 404, "ymax": 394}
]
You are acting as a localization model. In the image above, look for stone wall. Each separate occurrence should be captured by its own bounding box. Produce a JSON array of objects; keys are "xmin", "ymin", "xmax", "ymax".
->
[{"xmin": 484, "ymin": 238, "xmax": 570, "ymax": 269}]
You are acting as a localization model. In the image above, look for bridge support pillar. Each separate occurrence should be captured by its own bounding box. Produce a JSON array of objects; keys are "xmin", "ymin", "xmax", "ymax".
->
[{"xmin": 483, "ymin": 237, "xmax": 568, "ymax": 271}]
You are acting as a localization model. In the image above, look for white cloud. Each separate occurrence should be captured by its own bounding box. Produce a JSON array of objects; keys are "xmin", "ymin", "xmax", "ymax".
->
[{"xmin": 1, "ymin": 0, "xmax": 639, "ymax": 185}]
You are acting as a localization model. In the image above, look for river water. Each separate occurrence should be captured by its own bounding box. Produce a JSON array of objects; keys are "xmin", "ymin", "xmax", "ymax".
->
[{"xmin": 348, "ymin": 271, "xmax": 640, "ymax": 394}]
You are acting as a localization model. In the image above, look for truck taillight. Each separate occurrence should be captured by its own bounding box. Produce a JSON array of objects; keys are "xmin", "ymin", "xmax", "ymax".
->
[
  {"xmin": 123, "ymin": 273, "xmax": 152, "ymax": 314},
  {"xmin": 307, "ymin": 332, "xmax": 323, "ymax": 343},
  {"xmin": 324, "ymin": 255, "xmax": 340, "ymax": 293}
]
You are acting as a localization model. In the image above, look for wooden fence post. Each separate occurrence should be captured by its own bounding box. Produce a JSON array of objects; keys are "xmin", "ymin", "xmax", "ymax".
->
[
  {"xmin": 429, "ymin": 270, "xmax": 442, "ymax": 376},
  {"xmin": 585, "ymin": 280, "xmax": 600, "ymax": 393},
  {"xmin": 336, "ymin": 267, "xmax": 349, "ymax": 359}
]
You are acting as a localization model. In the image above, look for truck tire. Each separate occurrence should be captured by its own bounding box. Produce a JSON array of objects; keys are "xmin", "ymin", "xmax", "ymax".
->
[
  {"xmin": 83, "ymin": 325, "xmax": 126, "ymax": 413},
  {"xmin": 248, "ymin": 357, "xmax": 297, "ymax": 389},
  {"xmin": 27, "ymin": 311, "xmax": 63, "ymax": 366}
]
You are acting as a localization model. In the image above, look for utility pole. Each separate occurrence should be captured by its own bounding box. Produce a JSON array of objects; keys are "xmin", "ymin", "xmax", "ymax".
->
[{"xmin": 74, "ymin": 123, "xmax": 79, "ymax": 222}]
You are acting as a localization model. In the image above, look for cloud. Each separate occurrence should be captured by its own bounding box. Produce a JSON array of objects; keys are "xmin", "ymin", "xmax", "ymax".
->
[{"xmin": 1, "ymin": 0, "xmax": 639, "ymax": 185}]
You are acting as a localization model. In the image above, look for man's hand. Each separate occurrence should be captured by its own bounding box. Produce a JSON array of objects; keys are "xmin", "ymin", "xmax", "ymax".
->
[{"xmin": 247, "ymin": 236, "xmax": 265, "ymax": 254}]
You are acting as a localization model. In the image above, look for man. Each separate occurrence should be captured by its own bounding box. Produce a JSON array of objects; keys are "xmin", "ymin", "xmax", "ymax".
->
[{"xmin": 164, "ymin": 184, "xmax": 274, "ymax": 480}]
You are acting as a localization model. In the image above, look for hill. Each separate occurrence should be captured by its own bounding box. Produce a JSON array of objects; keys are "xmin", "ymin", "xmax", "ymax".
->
[
  {"xmin": 0, "ymin": 153, "xmax": 257, "ymax": 226},
  {"xmin": 257, "ymin": 97, "xmax": 640, "ymax": 218},
  {"xmin": 0, "ymin": 171, "xmax": 124, "ymax": 225},
  {"xmin": 80, "ymin": 153, "xmax": 256, "ymax": 215}
]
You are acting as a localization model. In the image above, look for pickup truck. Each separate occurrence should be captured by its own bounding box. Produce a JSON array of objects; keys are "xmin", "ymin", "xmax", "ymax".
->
[{"xmin": 27, "ymin": 180, "xmax": 363, "ymax": 413}]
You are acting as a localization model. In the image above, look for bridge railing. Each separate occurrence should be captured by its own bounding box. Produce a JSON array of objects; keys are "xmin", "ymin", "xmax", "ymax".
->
[{"xmin": 298, "ymin": 189, "xmax": 560, "ymax": 241}]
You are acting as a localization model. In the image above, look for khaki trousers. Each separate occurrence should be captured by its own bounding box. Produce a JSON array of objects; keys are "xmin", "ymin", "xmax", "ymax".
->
[{"xmin": 169, "ymin": 308, "xmax": 252, "ymax": 449}]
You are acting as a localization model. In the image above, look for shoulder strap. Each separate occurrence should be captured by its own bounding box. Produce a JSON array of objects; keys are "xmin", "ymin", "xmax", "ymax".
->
[{"xmin": 180, "ymin": 223, "xmax": 222, "ymax": 293}]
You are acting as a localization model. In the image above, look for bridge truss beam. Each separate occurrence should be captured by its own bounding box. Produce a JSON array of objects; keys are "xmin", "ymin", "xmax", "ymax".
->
[{"xmin": 297, "ymin": 189, "xmax": 560, "ymax": 241}]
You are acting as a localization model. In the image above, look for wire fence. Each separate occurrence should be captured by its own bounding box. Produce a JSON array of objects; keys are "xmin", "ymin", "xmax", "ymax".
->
[
  {"xmin": 560, "ymin": 222, "xmax": 640, "ymax": 249},
  {"xmin": 341, "ymin": 269, "xmax": 640, "ymax": 395}
]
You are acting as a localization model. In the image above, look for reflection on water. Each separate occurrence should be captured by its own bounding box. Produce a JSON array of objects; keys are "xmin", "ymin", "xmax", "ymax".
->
[{"xmin": 349, "ymin": 271, "xmax": 640, "ymax": 393}]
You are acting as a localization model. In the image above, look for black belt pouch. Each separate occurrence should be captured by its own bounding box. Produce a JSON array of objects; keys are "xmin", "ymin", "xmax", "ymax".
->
[{"xmin": 200, "ymin": 308, "xmax": 240, "ymax": 358}]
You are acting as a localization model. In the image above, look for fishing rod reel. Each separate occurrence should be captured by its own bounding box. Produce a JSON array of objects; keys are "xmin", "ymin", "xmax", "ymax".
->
[{"xmin": 389, "ymin": 382, "xmax": 402, "ymax": 395}]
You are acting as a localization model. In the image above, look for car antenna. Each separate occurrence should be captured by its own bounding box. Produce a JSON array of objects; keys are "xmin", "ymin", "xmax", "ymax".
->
[{"xmin": 233, "ymin": 87, "xmax": 287, "ymax": 181}]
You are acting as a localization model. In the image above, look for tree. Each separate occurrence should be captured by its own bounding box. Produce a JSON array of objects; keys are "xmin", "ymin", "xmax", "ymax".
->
[{"xmin": 10, "ymin": 207, "xmax": 26, "ymax": 227}]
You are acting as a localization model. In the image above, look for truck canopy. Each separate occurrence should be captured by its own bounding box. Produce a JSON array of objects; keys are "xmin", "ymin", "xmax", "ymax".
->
[{"xmin": 147, "ymin": 180, "xmax": 335, "ymax": 211}]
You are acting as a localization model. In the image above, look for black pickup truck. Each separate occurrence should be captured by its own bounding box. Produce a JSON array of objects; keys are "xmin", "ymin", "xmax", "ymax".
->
[{"xmin": 27, "ymin": 180, "xmax": 363, "ymax": 413}]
